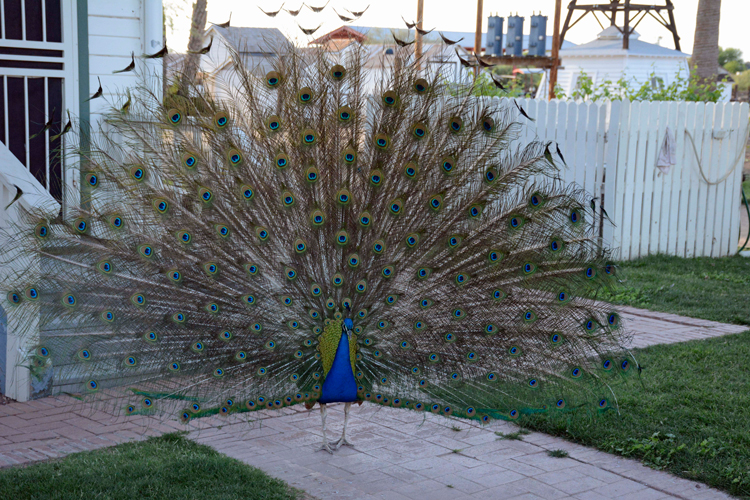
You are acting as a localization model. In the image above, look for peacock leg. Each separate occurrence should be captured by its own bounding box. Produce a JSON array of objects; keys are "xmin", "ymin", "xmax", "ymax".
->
[
  {"xmin": 333, "ymin": 402, "xmax": 354, "ymax": 449},
  {"xmin": 317, "ymin": 403, "xmax": 334, "ymax": 454}
]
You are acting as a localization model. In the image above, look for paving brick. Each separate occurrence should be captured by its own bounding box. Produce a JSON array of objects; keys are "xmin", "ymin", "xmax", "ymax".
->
[
  {"xmin": 0, "ymin": 424, "xmax": 17, "ymax": 437},
  {"xmin": 0, "ymin": 305, "xmax": 742, "ymax": 499},
  {"xmin": 555, "ymin": 476, "xmax": 608, "ymax": 495},
  {"xmin": 590, "ymin": 478, "xmax": 648, "ymax": 497},
  {"xmin": 432, "ymin": 473, "xmax": 487, "ymax": 494},
  {"xmin": 0, "ymin": 416, "xmax": 29, "ymax": 429}
]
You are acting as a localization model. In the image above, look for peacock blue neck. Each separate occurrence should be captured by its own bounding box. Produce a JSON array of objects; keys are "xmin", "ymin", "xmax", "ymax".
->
[{"xmin": 318, "ymin": 329, "xmax": 358, "ymax": 404}]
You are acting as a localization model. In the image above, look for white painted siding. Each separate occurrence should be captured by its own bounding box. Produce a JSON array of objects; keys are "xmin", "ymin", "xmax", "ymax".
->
[
  {"xmin": 87, "ymin": 0, "xmax": 162, "ymax": 125},
  {"xmin": 538, "ymin": 56, "xmax": 689, "ymax": 99}
]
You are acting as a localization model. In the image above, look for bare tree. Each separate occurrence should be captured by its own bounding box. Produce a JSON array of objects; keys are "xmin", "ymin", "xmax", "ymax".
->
[
  {"xmin": 183, "ymin": 0, "xmax": 208, "ymax": 86},
  {"xmin": 691, "ymin": 0, "xmax": 722, "ymax": 82}
]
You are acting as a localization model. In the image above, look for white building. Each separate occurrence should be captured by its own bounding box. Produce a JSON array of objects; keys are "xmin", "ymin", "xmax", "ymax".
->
[
  {"xmin": 0, "ymin": 0, "xmax": 162, "ymax": 402},
  {"xmin": 198, "ymin": 26, "xmax": 289, "ymax": 100},
  {"xmin": 536, "ymin": 26, "xmax": 690, "ymax": 99},
  {"xmin": 308, "ymin": 26, "xmax": 478, "ymax": 95}
]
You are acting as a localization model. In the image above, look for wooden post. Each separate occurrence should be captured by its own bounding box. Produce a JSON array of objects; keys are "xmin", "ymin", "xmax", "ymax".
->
[
  {"xmin": 474, "ymin": 0, "xmax": 483, "ymax": 76},
  {"xmin": 415, "ymin": 0, "xmax": 424, "ymax": 70},
  {"xmin": 623, "ymin": 0, "xmax": 631, "ymax": 50},
  {"xmin": 665, "ymin": 0, "xmax": 680, "ymax": 51},
  {"xmin": 548, "ymin": 0, "xmax": 562, "ymax": 100}
]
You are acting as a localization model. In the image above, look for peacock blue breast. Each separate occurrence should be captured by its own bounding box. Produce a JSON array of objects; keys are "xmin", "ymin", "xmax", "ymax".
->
[{"xmin": 318, "ymin": 330, "xmax": 358, "ymax": 404}]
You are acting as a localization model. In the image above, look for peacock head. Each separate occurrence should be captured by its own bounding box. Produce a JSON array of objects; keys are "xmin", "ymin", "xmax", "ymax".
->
[{"xmin": 344, "ymin": 318, "xmax": 354, "ymax": 330}]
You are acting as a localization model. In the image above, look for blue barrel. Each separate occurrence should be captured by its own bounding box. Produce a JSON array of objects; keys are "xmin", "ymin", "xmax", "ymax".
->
[
  {"xmin": 486, "ymin": 16, "xmax": 503, "ymax": 57},
  {"xmin": 529, "ymin": 15, "xmax": 548, "ymax": 56},
  {"xmin": 506, "ymin": 15, "xmax": 524, "ymax": 56}
]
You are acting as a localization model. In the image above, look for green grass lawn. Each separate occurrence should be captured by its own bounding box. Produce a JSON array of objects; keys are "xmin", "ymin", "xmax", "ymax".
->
[
  {"xmin": 599, "ymin": 254, "xmax": 750, "ymax": 325},
  {"xmin": 521, "ymin": 254, "xmax": 750, "ymax": 497},
  {"xmin": 523, "ymin": 330, "xmax": 750, "ymax": 499},
  {"xmin": 0, "ymin": 433, "xmax": 302, "ymax": 500}
]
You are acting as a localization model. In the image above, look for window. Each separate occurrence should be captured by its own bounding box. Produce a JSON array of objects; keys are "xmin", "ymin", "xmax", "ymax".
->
[{"xmin": 650, "ymin": 76, "xmax": 665, "ymax": 90}]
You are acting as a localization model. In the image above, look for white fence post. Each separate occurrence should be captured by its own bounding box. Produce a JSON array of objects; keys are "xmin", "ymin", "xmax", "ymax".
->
[{"xmin": 602, "ymin": 100, "xmax": 621, "ymax": 250}]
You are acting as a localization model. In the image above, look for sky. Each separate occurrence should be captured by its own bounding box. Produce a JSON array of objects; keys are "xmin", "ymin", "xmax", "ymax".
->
[{"xmin": 166, "ymin": 0, "xmax": 750, "ymax": 59}]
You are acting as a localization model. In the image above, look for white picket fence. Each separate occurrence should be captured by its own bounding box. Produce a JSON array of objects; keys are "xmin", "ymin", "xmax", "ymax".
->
[{"xmin": 508, "ymin": 98, "xmax": 749, "ymax": 259}]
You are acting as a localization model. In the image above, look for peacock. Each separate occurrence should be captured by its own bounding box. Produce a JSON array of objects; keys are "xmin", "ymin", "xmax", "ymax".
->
[{"xmin": 2, "ymin": 38, "xmax": 632, "ymax": 453}]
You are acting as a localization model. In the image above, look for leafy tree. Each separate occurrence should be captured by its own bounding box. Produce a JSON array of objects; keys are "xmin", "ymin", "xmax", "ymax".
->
[
  {"xmin": 718, "ymin": 47, "xmax": 743, "ymax": 67},
  {"xmin": 719, "ymin": 47, "xmax": 744, "ymax": 74},
  {"xmin": 736, "ymin": 70, "xmax": 750, "ymax": 91},
  {"xmin": 724, "ymin": 60, "xmax": 745, "ymax": 74}
]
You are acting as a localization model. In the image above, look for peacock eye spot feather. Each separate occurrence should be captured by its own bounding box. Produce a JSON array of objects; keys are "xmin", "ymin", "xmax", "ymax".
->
[
  {"xmin": 405, "ymin": 161, "xmax": 418, "ymax": 178},
  {"xmin": 266, "ymin": 71, "xmax": 282, "ymax": 87}
]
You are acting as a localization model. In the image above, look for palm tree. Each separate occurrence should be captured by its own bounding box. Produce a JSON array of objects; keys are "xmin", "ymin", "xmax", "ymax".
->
[
  {"xmin": 183, "ymin": 0, "xmax": 208, "ymax": 87},
  {"xmin": 691, "ymin": 0, "xmax": 722, "ymax": 82}
]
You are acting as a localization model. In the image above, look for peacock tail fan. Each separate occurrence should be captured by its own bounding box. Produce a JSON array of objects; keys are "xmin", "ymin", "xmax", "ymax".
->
[{"xmin": 1, "ymin": 39, "xmax": 633, "ymax": 425}]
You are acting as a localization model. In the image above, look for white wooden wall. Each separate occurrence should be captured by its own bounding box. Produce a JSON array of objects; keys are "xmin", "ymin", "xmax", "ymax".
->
[
  {"xmin": 88, "ymin": 0, "xmax": 162, "ymax": 128},
  {"xmin": 500, "ymin": 97, "xmax": 749, "ymax": 259},
  {"xmin": 0, "ymin": 143, "xmax": 60, "ymax": 401}
]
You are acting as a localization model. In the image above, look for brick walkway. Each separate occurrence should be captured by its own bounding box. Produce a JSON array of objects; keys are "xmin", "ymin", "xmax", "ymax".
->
[
  {"xmin": 615, "ymin": 305, "xmax": 746, "ymax": 348},
  {"xmin": 0, "ymin": 306, "xmax": 746, "ymax": 499}
]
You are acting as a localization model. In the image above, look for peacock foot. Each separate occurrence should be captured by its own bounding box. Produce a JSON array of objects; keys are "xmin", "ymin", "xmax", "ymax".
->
[
  {"xmin": 333, "ymin": 435, "xmax": 353, "ymax": 449},
  {"xmin": 318, "ymin": 441, "xmax": 334, "ymax": 454}
]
